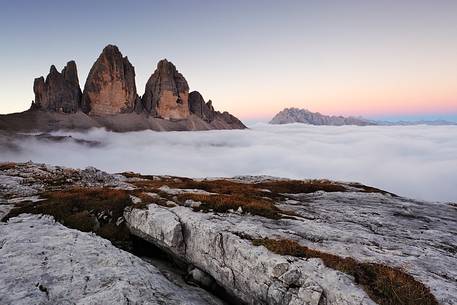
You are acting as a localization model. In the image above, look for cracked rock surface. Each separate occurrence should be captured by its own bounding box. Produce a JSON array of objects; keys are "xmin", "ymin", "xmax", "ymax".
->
[
  {"xmin": 1, "ymin": 162, "xmax": 456, "ymax": 305},
  {"xmin": 0, "ymin": 214, "xmax": 225, "ymax": 305},
  {"xmin": 124, "ymin": 180, "xmax": 457, "ymax": 305},
  {"xmin": 125, "ymin": 204, "xmax": 376, "ymax": 305}
]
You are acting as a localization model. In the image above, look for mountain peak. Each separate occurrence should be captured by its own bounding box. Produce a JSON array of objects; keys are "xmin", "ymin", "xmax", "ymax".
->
[
  {"xmin": 24, "ymin": 45, "xmax": 245, "ymax": 131},
  {"xmin": 141, "ymin": 58, "xmax": 190, "ymax": 119},
  {"xmin": 81, "ymin": 45, "xmax": 139, "ymax": 115},
  {"xmin": 270, "ymin": 108, "xmax": 375, "ymax": 126}
]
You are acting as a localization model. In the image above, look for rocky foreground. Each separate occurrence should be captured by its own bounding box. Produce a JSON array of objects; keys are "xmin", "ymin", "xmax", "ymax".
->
[{"xmin": 0, "ymin": 162, "xmax": 456, "ymax": 305}]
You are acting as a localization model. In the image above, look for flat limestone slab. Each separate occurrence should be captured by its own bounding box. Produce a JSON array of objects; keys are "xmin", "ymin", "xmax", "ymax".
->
[{"xmin": 0, "ymin": 214, "xmax": 224, "ymax": 305}]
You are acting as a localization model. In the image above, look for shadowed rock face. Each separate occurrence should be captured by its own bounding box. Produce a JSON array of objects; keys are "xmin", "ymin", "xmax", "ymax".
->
[
  {"xmin": 189, "ymin": 91, "xmax": 215, "ymax": 122},
  {"xmin": 61, "ymin": 61, "xmax": 80, "ymax": 86},
  {"xmin": 188, "ymin": 91, "xmax": 246, "ymax": 128},
  {"xmin": 81, "ymin": 45, "xmax": 140, "ymax": 115},
  {"xmin": 142, "ymin": 59, "xmax": 190, "ymax": 119},
  {"xmin": 214, "ymin": 111, "xmax": 245, "ymax": 127},
  {"xmin": 32, "ymin": 61, "xmax": 82, "ymax": 113}
]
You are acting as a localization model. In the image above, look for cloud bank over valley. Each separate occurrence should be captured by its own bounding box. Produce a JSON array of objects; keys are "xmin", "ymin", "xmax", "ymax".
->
[{"xmin": 1, "ymin": 124, "xmax": 456, "ymax": 202}]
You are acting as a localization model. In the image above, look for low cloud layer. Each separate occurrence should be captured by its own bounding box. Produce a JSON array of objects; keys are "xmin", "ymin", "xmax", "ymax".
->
[{"xmin": 1, "ymin": 123, "xmax": 456, "ymax": 202}]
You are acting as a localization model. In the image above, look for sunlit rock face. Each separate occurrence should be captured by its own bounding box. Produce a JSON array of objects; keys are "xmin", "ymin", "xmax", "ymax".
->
[
  {"xmin": 142, "ymin": 59, "xmax": 190, "ymax": 119},
  {"xmin": 16, "ymin": 45, "xmax": 247, "ymax": 131},
  {"xmin": 32, "ymin": 61, "xmax": 82, "ymax": 113},
  {"xmin": 81, "ymin": 45, "xmax": 140, "ymax": 115}
]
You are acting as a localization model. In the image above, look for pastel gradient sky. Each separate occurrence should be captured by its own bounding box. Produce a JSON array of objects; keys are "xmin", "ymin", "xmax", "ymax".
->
[{"xmin": 1, "ymin": 0, "xmax": 456, "ymax": 121}]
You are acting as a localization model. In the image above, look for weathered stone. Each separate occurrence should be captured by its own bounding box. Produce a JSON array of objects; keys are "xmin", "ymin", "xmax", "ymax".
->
[
  {"xmin": 124, "ymin": 177, "xmax": 457, "ymax": 305},
  {"xmin": 214, "ymin": 111, "xmax": 245, "ymax": 128},
  {"xmin": 61, "ymin": 60, "xmax": 79, "ymax": 86},
  {"xmin": 142, "ymin": 59, "xmax": 190, "ymax": 119},
  {"xmin": 9, "ymin": 46, "xmax": 248, "ymax": 131},
  {"xmin": 188, "ymin": 91, "xmax": 246, "ymax": 129},
  {"xmin": 2, "ymin": 162, "xmax": 456, "ymax": 305},
  {"xmin": 0, "ymin": 214, "xmax": 225, "ymax": 305},
  {"xmin": 32, "ymin": 61, "xmax": 82, "ymax": 113},
  {"xmin": 125, "ymin": 204, "xmax": 186, "ymax": 255},
  {"xmin": 189, "ymin": 91, "xmax": 215, "ymax": 122},
  {"xmin": 125, "ymin": 204, "xmax": 376, "ymax": 305},
  {"xmin": 81, "ymin": 45, "xmax": 139, "ymax": 115}
]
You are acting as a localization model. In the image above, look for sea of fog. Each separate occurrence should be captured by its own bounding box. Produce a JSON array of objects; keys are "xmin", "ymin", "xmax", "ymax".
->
[{"xmin": 1, "ymin": 123, "xmax": 456, "ymax": 202}]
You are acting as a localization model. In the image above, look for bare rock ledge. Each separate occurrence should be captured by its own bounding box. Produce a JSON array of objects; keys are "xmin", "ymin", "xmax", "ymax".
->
[
  {"xmin": 125, "ymin": 204, "xmax": 375, "ymax": 305},
  {"xmin": 0, "ymin": 214, "xmax": 224, "ymax": 305},
  {"xmin": 1, "ymin": 162, "xmax": 455, "ymax": 305}
]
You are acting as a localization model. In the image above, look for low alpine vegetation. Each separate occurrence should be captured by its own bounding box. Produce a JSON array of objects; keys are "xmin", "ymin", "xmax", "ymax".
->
[
  {"xmin": 3, "ymin": 188, "xmax": 133, "ymax": 247},
  {"xmin": 252, "ymin": 238, "xmax": 438, "ymax": 305},
  {"xmin": 123, "ymin": 173, "xmax": 386, "ymax": 219},
  {"xmin": 0, "ymin": 162, "xmax": 17, "ymax": 170},
  {"xmin": 176, "ymin": 193, "xmax": 286, "ymax": 219}
]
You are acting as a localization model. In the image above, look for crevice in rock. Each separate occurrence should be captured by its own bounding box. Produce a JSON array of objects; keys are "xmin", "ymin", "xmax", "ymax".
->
[
  {"xmin": 318, "ymin": 291, "xmax": 327, "ymax": 305},
  {"xmin": 168, "ymin": 208, "xmax": 188, "ymax": 255},
  {"xmin": 1, "ymin": 189, "xmax": 236, "ymax": 305},
  {"xmin": 128, "ymin": 234, "xmax": 244, "ymax": 305},
  {"xmin": 36, "ymin": 283, "xmax": 49, "ymax": 299}
]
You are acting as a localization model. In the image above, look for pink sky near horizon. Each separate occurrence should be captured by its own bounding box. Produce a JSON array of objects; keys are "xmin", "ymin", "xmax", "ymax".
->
[
  {"xmin": 1, "ymin": 1, "xmax": 457, "ymax": 122},
  {"xmin": 247, "ymin": 100, "xmax": 457, "ymax": 119},
  {"xmin": 229, "ymin": 94, "xmax": 457, "ymax": 121}
]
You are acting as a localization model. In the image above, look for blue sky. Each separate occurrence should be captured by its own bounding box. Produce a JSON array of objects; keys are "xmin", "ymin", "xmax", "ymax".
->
[{"xmin": 1, "ymin": 0, "xmax": 456, "ymax": 121}]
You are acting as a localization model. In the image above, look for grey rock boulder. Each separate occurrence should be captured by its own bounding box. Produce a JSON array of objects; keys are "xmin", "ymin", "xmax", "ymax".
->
[
  {"xmin": 124, "ymin": 204, "xmax": 376, "ymax": 305},
  {"xmin": 124, "ymin": 181, "xmax": 457, "ymax": 305},
  {"xmin": 0, "ymin": 214, "xmax": 225, "ymax": 305}
]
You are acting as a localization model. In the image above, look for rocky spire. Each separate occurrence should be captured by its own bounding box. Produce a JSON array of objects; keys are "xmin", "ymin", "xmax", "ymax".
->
[
  {"xmin": 32, "ymin": 62, "xmax": 82, "ymax": 113},
  {"xmin": 26, "ymin": 45, "xmax": 246, "ymax": 130},
  {"xmin": 81, "ymin": 45, "xmax": 140, "ymax": 115},
  {"xmin": 61, "ymin": 60, "xmax": 79, "ymax": 86},
  {"xmin": 189, "ymin": 91, "xmax": 215, "ymax": 122},
  {"xmin": 142, "ymin": 59, "xmax": 190, "ymax": 119}
]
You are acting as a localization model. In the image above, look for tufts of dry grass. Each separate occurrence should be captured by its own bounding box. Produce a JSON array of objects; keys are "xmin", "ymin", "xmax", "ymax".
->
[
  {"xmin": 0, "ymin": 162, "xmax": 17, "ymax": 170},
  {"xmin": 123, "ymin": 174, "xmax": 364, "ymax": 219},
  {"xmin": 130, "ymin": 190, "xmax": 176, "ymax": 208},
  {"xmin": 347, "ymin": 182, "xmax": 397, "ymax": 196},
  {"xmin": 2, "ymin": 188, "xmax": 133, "ymax": 246},
  {"xmin": 252, "ymin": 238, "xmax": 438, "ymax": 305},
  {"xmin": 176, "ymin": 193, "xmax": 287, "ymax": 219},
  {"xmin": 256, "ymin": 179, "xmax": 348, "ymax": 194},
  {"xmin": 124, "ymin": 174, "xmax": 353, "ymax": 197}
]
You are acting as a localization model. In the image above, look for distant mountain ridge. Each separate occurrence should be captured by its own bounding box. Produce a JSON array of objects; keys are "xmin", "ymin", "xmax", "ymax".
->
[
  {"xmin": 270, "ymin": 108, "xmax": 457, "ymax": 126},
  {"xmin": 270, "ymin": 108, "xmax": 375, "ymax": 126}
]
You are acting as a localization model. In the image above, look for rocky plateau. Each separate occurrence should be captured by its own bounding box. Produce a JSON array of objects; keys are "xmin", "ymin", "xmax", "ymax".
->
[{"xmin": 0, "ymin": 162, "xmax": 455, "ymax": 305}]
